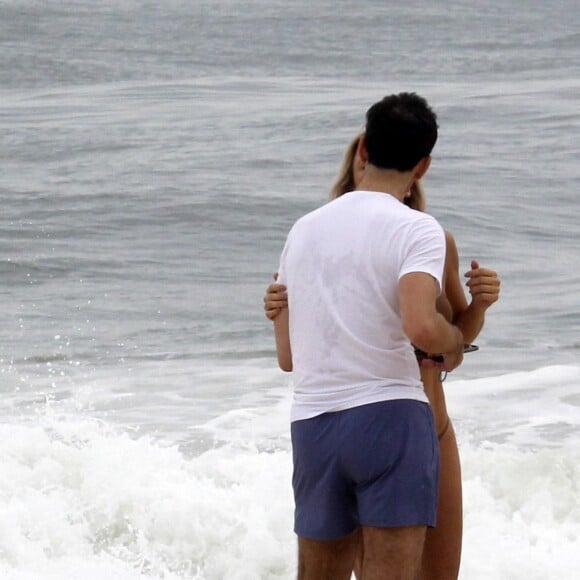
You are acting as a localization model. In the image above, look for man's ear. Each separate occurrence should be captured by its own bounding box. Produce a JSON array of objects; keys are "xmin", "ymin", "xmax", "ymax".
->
[
  {"xmin": 352, "ymin": 153, "xmax": 365, "ymax": 186},
  {"xmin": 357, "ymin": 135, "xmax": 369, "ymax": 164},
  {"xmin": 414, "ymin": 156, "xmax": 431, "ymax": 180}
]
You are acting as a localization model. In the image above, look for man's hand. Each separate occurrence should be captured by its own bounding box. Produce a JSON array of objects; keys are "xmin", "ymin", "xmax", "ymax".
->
[
  {"xmin": 441, "ymin": 348, "xmax": 464, "ymax": 373},
  {"xmin": 415, "ymin": 326, "xmax": 464, "ymax": 373}
]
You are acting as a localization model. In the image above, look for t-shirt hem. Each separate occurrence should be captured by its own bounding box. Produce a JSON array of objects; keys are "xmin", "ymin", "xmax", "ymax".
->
[{"xmin": 290, "ymin": 389, "xmax": 429, "ymax": 423}]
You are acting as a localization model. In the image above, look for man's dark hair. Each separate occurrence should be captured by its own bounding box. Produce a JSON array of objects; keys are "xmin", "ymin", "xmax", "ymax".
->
[{"xmin": 364, "ymin": 92, "xmax": 438, "ymax": 172}]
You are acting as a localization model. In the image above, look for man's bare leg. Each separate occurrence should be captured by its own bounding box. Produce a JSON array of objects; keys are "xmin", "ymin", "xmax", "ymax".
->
[
  {"xmin": 297, "ymin": 528, "xmax": 360, "ymax": 580},
  {"xmin": 361, "ymin": 525, "xmax": 427, "ymax": 580},
  {"xmin": 353, "ymin": 537, "xmax": 364, "ymax": 579}
]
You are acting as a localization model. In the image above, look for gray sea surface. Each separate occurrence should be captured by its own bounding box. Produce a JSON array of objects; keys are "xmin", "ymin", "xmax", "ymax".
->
[
  {"xmin": 1, "ymin": 2, "xmax": 580, "ymax": 579},
  {"xmin": 1, "ymin": 0, "xmax": 579, "ymax": 439}
]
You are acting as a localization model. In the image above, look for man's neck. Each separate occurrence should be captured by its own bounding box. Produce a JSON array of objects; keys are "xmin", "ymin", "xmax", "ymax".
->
[{"xmin": 356, "ymin": 166, "xmax": 415, "ymax": 203}]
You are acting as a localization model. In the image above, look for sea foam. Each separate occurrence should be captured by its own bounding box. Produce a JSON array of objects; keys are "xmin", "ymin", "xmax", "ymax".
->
[{"xmin": 1, "ymin": 366, "xmax": 579, "ymax": 579}]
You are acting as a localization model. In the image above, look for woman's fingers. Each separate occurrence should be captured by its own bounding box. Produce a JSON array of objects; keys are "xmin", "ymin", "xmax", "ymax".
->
[
  {"xmin": 266, "ymin": 283, "xmax": 286, "ymax": 294},
  {"xmin": 264, "ymin": 284, "xmax": 288, "ymax": 306},
  {"xmin": 466, "ymin": 277, "xmax": 500, "ymax": 290},
  {"xmin": 467, "ymin": 283, "xmax": 500, "ymax": 307},
  {"xmin": 263, "ymin": 282, "xmax": 288, "ymax": 320},
  {"xmin": 264, "ymin": 297, "xmax": 288, "ymax": 309},
  {"xmin": 464, "ymin": 264, "xmax": 500, "ymax": 310},
  {"xmin": 465, "ymin": 269, "xmax": 500, "ymax": 291},
  {"xmin": 465, "ymin": 266, "xmax": 499, "ymax": 279},
  {"xmin": 466, "ymin": 278, "xmax": 500, "ymax": 294},
  {"xmin": 265, "ymin": 307, "xmax": 282, "ymax": 321}
]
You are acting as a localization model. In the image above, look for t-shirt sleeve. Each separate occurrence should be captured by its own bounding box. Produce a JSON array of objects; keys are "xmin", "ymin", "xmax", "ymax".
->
[
  {"xmin": 398, "ymin": 215, "xmax": 446, "ymax": 295},
  {"xmin": 277, "ymin": 248, "xmax": 287, "ymax": 286},
  {"xmin": 276, "ymin": 227, "xmax": 293, "ymax": 286}
]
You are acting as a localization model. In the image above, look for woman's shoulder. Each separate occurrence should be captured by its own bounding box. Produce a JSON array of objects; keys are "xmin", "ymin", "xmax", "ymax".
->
[
  {"xmin": 443, "ymin": 228, "xmax": 456, "ymax": 244},
  {"xmin": 443, "ymin": 229, "xmax": 459, "ymax": 253},
  {"xmin": 443, "ymin": 229, "xmax": 460, "ymax": 270}
]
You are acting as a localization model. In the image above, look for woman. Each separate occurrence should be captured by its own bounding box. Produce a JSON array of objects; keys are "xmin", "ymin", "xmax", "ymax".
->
[{"xmin": 264, "ymin": 133, "xmax": 500, "ymax": 580}]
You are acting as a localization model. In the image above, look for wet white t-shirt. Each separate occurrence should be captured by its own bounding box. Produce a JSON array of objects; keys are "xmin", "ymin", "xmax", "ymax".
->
[{"xmin": 277, "ymin": 190, "xmax": 446, "ymax": 422}]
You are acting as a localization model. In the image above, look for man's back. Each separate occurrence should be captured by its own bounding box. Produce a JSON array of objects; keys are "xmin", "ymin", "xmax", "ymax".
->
[{"xmin": 278, "ymin": 190, "xmax": 446, "ymax": 421}]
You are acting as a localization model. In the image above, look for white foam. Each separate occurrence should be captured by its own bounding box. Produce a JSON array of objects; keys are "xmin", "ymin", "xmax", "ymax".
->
[
  {"xmin": 460, "ymin": 442, "xmax": 580, "ymax": 579},
  {"xmin": 445, "ymin": 365, "xmax": 580, "ymax": 450},
  {"xmin": 1, "ymin": 366, "xmax": 579, "ymax": 578},
  {"xmin": 0, "ymin": 414, "xmax": 296, "ymax": 579}
]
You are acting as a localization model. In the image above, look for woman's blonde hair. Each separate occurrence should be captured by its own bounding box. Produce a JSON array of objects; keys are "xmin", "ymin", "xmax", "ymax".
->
[{"xmin": 329, "ymin": 132, "xmax": 426, "ymax": 212}]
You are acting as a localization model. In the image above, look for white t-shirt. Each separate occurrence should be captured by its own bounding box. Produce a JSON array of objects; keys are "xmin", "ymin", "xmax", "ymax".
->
[{"xmin": 278, "ymin": 190, "xmax": 446, "ymax": 422}]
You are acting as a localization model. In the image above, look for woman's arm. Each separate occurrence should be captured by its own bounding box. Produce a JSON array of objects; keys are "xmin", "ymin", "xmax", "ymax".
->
[
  {"xmin": 274, "ymin": 305, "xmax": 292, "ymax": 371},
  {"xmin": 444, "ymin": 231, "xmax": 500, "ymax": 344},
  {"xmin": 263, "ymin": 276, "xmax": 292, "ymax": 370}
]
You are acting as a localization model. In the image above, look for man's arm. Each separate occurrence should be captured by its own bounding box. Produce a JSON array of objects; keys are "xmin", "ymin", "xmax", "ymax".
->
[
  {"xmin": 273, "ymin": 307, "xmax": 292, "ymax": 371},
  {"xmin": 398, "ymin": 272, "xmax": 464, "ymax": 371}
]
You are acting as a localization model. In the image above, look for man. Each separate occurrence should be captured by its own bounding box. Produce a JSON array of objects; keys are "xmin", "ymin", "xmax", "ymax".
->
[{"xmin": 273, "ymin": 93, "xmax": 464, "ymax": 580}]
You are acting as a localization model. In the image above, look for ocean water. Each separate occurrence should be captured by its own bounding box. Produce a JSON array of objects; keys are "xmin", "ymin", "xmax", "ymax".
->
[{"xmin": 1, "ymin": 0, "xmax": 579, "ymax": 578}]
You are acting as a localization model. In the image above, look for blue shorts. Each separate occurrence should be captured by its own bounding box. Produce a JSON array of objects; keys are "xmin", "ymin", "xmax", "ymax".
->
[{"xmin": 291, "ymin": 399, "xmax": 439, "ymax": 540}]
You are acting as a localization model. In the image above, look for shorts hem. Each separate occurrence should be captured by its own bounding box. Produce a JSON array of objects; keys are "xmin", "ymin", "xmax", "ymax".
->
[
  {"xmin": 294, "ymin": 525, "xmax": 359, "ymax": 541},
  {"xmin": 359, "ymin": 518, "xmax": 436, "ymax": 529}
]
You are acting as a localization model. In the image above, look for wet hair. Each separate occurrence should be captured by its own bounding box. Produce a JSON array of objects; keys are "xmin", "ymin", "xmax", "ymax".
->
[
  {"xmin": 329, "ymin": 132, "xmax": 426, "ymax": 212},
  {"xmin": 364, "ymin": 92, "xmax": 438, "ymax": 172}
]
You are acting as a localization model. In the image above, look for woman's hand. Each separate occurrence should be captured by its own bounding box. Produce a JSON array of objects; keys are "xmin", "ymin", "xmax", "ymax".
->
[
  {"xmin": 464, "ymin": 260, "xmax": 500, "ymax": 310},
  {"xmin": 263, "ymin": 273, "xmax": 288, "ymax": 321}
]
